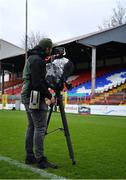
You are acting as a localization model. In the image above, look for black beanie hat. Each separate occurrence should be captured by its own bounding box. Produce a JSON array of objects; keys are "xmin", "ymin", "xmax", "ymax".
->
[{"xmin": 38, "ymin": 38, "xmax": 53, "ymax": 50}]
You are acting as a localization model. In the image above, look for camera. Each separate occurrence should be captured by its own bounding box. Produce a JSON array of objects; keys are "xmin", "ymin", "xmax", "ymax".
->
[{"xmin": 46, "ymin": 47, "xmax": 74, "ymax": 91}]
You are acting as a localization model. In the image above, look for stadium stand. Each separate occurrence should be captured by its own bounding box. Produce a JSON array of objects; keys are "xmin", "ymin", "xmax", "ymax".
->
[
  {"xmin": 5, "ymin": 83, "xmax": 22, "ymax": 95},
  {"xmin": 2, "ymin": 67, "xmax": 126, "ymax": 105},
  {"xmin": 4, "ymin": 79, "xmax": 23, "ymax": 89},
  {"xmin": 66, "ymin": 68, "xmax": 126, "ymax": 105},
  {"xmin": 68, "ymin": 68, "xmax": 126, "ymax": 96},
  {"xmin": 90, "ymin": 83, "xmax": 126, "ymax": 105}
]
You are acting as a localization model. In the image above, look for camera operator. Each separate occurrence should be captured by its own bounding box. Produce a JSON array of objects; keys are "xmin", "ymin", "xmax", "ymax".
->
[{"xmin": 21, "ymin": 38, "xmax": 58, "ymax": 169}]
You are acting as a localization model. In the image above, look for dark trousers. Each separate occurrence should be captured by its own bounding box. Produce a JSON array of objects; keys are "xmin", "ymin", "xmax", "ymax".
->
[{"xmin": 24, "ymin": 102, "xmax": 48, "ymax": 159}]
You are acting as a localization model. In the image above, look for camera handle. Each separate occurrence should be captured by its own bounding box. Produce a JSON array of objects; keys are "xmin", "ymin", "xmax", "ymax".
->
[{"xmin": 46, "ymin": 91, "xmax": 76, "ymax": 165}]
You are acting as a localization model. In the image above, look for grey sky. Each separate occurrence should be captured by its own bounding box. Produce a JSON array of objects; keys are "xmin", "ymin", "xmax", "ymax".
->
[{"xmin": 0, "ymin": 0, "xmax": 126, "ymax": 47}]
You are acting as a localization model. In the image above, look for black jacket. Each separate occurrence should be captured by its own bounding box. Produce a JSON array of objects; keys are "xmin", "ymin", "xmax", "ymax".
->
[{"xmin": 21, "ymin": 46, "xmax": 52, "ymax": 103}]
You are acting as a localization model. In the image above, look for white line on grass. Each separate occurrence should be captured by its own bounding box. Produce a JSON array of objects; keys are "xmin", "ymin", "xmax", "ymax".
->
[{"xmin": 0, "ymin": 155, "xmax": 66, "ymax": 179}]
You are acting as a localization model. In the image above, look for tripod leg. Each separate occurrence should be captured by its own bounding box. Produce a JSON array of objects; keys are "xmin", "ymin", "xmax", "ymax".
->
[
  {"xmin": 46, "ymin": 104, "xmax": 53, "ymax": 134},
  {"xmin": 58, "ymin": 95, "xmax": 76, "ymax": 165}
]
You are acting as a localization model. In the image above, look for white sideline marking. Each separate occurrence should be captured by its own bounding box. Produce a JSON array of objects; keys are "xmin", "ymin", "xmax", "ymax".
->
[{"xmin": 0, "ymin": 155, "xmax": 65, "ymax": 179}]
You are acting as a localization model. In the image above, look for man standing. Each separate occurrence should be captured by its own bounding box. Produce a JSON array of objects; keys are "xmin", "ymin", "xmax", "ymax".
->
[{"xmin": 21, "ymin": 38, "xmax": 57, "ymax": 169}]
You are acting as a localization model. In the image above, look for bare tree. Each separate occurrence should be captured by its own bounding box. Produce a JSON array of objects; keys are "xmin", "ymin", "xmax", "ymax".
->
[
  {"xmin": 98, "ymin": 1, "xmax": 126, "ymax": 30},
  {"xmin": 21, "ymin": 31, "xmax": 47, "ymax": 49}
]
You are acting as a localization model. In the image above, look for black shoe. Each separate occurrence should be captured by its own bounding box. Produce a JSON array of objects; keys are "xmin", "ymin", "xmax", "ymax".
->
[
  {"xmin": 25, "ymin": 156, "xmax": 36, "ymax": 165},
  {"xmin": 37, "ymin": 156, "xmax": 58, "ymax": 169}
]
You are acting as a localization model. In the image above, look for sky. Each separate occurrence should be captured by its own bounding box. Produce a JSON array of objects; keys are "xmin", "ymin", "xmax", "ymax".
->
[{"xmin": 0, "ymin": 0, "xmax": 126, "ymax": 48}]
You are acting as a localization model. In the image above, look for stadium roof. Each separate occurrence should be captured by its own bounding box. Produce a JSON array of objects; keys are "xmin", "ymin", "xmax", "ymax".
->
[
  {"xmin": 56, "ymin": 23, "xmax": 126, "ymax": 47},
  {"xmin": 0, "ymin": 23, "xmax": 126, "ymax": 73},
  {"xmin": 0, "ymin": 39, "xmax": 25, "ymax": 72},
  {"xmin": 0, "ymin": 39, "xmax": 25, "ymax": 60}
]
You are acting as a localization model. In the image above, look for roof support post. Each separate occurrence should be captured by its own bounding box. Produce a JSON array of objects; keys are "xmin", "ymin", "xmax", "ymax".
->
[
  {"xmin": 25, "ymin": 0, "xmax": 28, "ymax": 62},
  {"xmin": 1, "ymin": 68, "xmax": 4, "ymax": 94},
  {"xmin": 76, "ymin": 41, "xmax": 97, "ymax": 98},
  {"xmin": 91, "ymin": 46, "xmax": 96, "ymax": 97}
]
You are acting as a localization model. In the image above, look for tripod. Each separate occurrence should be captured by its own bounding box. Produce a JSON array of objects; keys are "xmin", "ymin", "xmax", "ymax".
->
[{"xmin": 46, "ymin": 90, "xmax": 76, "ymax": 165}]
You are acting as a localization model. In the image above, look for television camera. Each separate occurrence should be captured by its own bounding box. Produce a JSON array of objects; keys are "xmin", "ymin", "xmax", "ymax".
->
[
  {"xmin": 45, "ymin": 47, "xmax": 74, "ymax": 91},
  {"xmin": 45, "ymin": 47, "xmax": 76, "ymax": 165}
]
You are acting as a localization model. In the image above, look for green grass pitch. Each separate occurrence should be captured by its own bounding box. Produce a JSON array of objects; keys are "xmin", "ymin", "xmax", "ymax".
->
[{"xmin": 0, "ymin": 110, "xmax": 126, "ymax": 179}]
